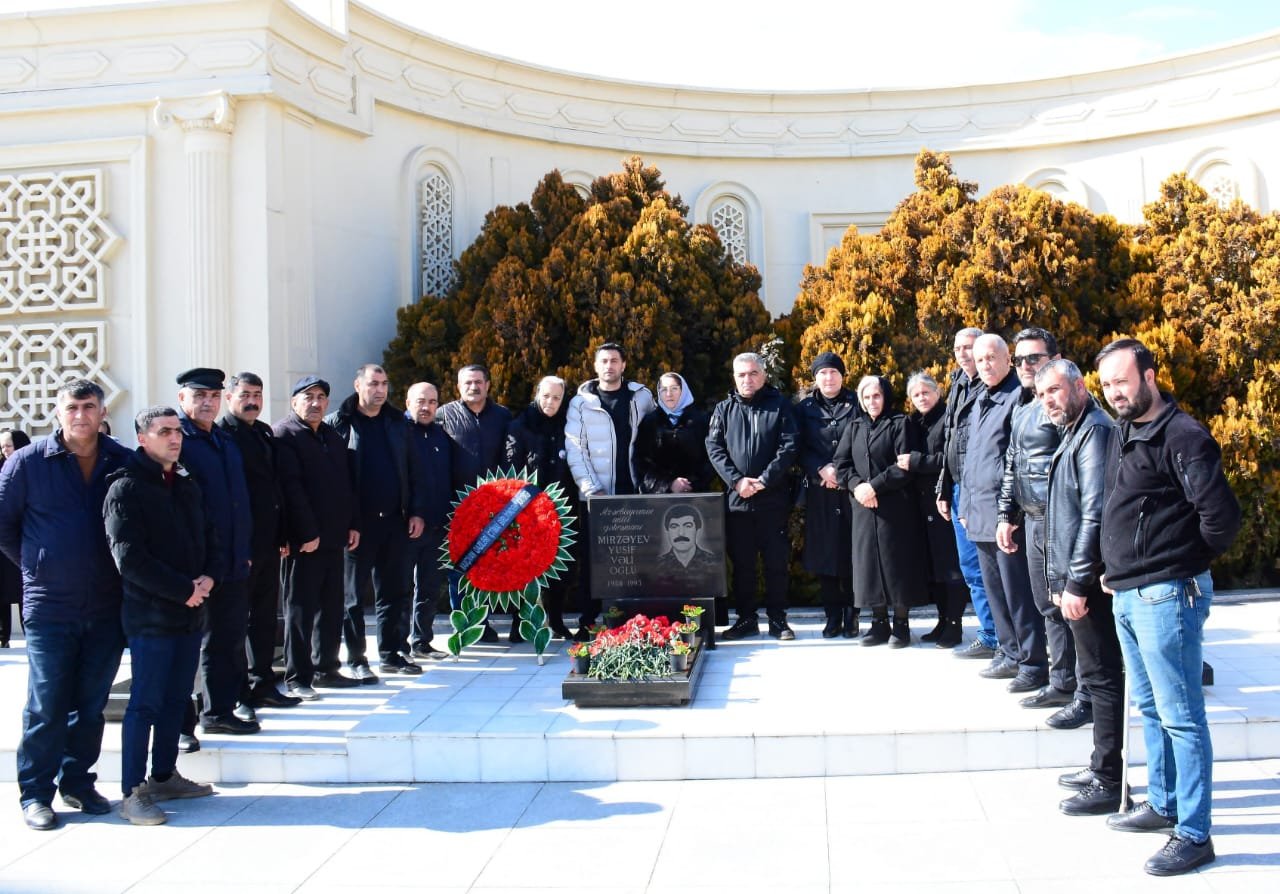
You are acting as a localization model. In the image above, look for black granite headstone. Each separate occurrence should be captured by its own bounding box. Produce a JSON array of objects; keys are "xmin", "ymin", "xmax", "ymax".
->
[{"xmin": 587, "ymin": 493, "xmax": 726, "ymax": 599}]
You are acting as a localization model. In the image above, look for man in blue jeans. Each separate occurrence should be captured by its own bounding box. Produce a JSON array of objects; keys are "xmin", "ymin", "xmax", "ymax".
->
[
  {"xmin": 1096, "ymin": 338, "xmax": 1241, "ymax": 876},
  {"xmin": 0, "ymin": 379, "xmax": 131, "ymax": 830}
]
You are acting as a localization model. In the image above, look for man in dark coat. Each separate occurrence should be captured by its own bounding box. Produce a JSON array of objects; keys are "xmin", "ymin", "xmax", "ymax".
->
[
  {"xmin": 0, "ymin": 379, "xmax": 130, "ymax": 830},
  {"xmin": 403, "ymin": 381, "xmax": 452, "ymax": 658},
  {"xmin": 326, "ymin": 364, "xmax": 426, "ymax": 680},
  {"xmin": 959, "ymin": 336, "xmax": 1048, "ymax": 694},
  {"xmin": 216, "ymin": 372, "xmax": 299, "ymax": 709},
  {"xmin": 104, "ymin": 406, "xmax": 216, "ymax": 826},
  {"xmin": 175, "ymin": 368, "xmax": 257, "ymax": 735},
  {"xmin": 273, "ymin": 376, "xmax": 362, "ymax": 699},
  {"xmin": 794, "ymin": 352, "xmax": 861, "ymax": 638},
  {"xmin": 1096, "ymin": 338, "xmax": 1240, "ymax": 876},
  {"xmin": 706, "ymin": 352, "xmax": 798, "ymax": 640}
]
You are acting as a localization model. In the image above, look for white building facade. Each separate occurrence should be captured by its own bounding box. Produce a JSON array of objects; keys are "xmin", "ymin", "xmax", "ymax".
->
[{"xmin": 2, "ymin": 0, "xmax": 1278, "ymax": 431}]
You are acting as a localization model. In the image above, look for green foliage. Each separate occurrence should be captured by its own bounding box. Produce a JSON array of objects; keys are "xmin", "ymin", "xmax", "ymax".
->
[
  {"xmin": 385, "ymin": 158, "xmax": 772, "ymax": 409},
  {"xmin": 792, "ymin": 150, "xmax": 1280, "ymax": 585}
]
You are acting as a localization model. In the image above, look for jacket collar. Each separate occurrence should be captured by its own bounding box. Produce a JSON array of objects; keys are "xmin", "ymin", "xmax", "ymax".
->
[{"xmin": 1116, "ymin": 392, "xmax": 1179, "ymax": 444}]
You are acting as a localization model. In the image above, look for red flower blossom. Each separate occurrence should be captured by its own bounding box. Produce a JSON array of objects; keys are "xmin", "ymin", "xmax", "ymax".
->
[{"xmin": 447, "ymin": 478, "xmax": 562, "ymax": 593}]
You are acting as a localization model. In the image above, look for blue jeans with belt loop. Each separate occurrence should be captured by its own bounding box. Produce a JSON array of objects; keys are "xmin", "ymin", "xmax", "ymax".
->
[{"xmin": 1113, "ymin": 571, "xmax": 1214, "ymax": 843}]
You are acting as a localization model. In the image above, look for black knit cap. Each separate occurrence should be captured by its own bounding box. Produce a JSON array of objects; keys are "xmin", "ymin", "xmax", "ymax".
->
[{"xmin": 809, "ymin": 351, "xmax": 846, "ymax": 378}]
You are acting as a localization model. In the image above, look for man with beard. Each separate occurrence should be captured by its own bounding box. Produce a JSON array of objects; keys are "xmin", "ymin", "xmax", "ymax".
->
[
  {"xmin": 1032, "ymin": 360, "xmax": 1124, "ymax": 819},
  {"xmin": 960, "ymin": 336, "xmax": 1048, "ymax": 694},
  {"xmin": 402, "ymin": 382, "xmax": 451, "ymax": 659},
  {"xmin": 996, "ymin": 330, "xmax": 1087, "ymax": 727},
  {"xmin": 706, "ymin": 353, "xmax": 798, "ymax": 640},
  {"xmin": 216, "ymin": 373, "xmax": 300, "ymax": 709},
  {"xmin": 1095, "ymin": 339, "xmax": 1240, "ymax": 876},
  {"xmin": 935, "ymin": 327, "xmax": 997, "ymax": 658}
]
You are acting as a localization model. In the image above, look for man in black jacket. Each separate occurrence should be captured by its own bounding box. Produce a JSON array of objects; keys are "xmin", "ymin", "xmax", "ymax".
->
[
  {"xmin": 1096, "ymin": 339, "xmax": 1241, "ymax": 877},
  {"xmin": 104, "ymin": 406, "xmax": 216, "ymax": 826},
  {"xmin": 996, "ymin": 329, "xmax": 1083, "ymax": 723},
  {"xmin": 273, "ymin": 377, "xmax": 361, "ymax": 699},
  {"xmin": 960, "ymin": 335, "xmax": 1048, "ymax": 693},
  {"xmin": 706, "ymin": 352, "xmax": 799, "ymax": 640},
  {"xmin": 216, "ymin": 372, "xmax": 299, "ymax": 709},
  {"xmin": 1032, "ymin": 360, "xmax": 1125, "ymax": 819},
  {"xmin": 326, "ymin": 364, "xmax": 425, "ymax": 680},
  {"xmin": 402, "ymin": 382, "xmax": 451, "ymax": 659},
  {"xmin": 935, "ymin": 327, "xmax": 997, "ymax": 658}
]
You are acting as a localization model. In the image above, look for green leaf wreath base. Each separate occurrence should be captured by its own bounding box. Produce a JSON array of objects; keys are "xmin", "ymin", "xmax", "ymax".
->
[{"xmin": 441, "ymin": 468, "xmax": 576, "ymax": 663}]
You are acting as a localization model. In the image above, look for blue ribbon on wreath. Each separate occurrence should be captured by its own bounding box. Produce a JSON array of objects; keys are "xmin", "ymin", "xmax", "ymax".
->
[{"xmin": 454, "ymin": 483, "xmax": 543, "ymax": 575}]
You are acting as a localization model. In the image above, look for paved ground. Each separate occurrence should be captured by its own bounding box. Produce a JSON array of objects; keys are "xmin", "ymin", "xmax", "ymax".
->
[{"xmin": 0, "ymin": 759, "xmax": 1277, "ymax": 892}]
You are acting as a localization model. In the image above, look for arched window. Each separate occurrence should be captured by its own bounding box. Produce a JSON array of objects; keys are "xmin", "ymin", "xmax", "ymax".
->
[
  {"xmin": 710, "ymin": 197, "xmax": 749, "ymax": 265},
  {"xmin": 420, "ymin": 167, "xmax": 454, "ymax": 297}
]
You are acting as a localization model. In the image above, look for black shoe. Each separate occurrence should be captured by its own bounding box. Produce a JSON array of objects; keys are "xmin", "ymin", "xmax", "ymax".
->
[
  {"xmin": 1021, "ymin": 686, "xmax": 1074, "ymax": 708},
  {"xmin": 955, "ymin": 639, "xmax": 995, "ymax": 659},
  {"xmin": 178, "ymin": 733, "xmax": 201, "ymax": 754},
  {"xmin": 1008, "ymin": 672, "xmax": 1049, "ymax": 694},
  {"xmin": 22, "ymin": 802, "xmax": 57, "ymax": 831},
  {"xmin": 920, "ymin": 619, "xmax": 946, "ymax": 643},
  {"xmin": 1058, "ymin": 767, "xmax": 1095, "ymax": 790},
  {"xmin": 1060, "ymin": 780, "xmax": 1122, "ymax": 816},
  {"xmin": 60, "ymin": 788, "xmax": 111, "ymax": 815},
  {"xmin": 379, "ymin": 654, "xmax": 422, "ymax": 676},
  {"xmin": 1046, "ymin": 700, "xmax": 1093, "ymax": 729},
  {"xmin": 822, "ymin": 613, "xmax": 842, "ymax": 638},
  {"xmin": 860, "ymin": 618, "xmax": 891, "ymax": 647},
  {"xmin": 935, "ymin": 619, "xmax": 963, "ymax": 649},
  {"xmin": 841, "ymin": 608, "xmax": 858, "ymax": 639},
  {"xmin": 247, "ymin": 688, "xmax": 303, "ymax": 708},
  {"xmin": 888, "ymin": 618, "xmax": 910, "ymax": 648},
  {"xmin": 349, "ymin": 663, "xmax": 380, "ymax": 685},
  {"xmin": 1145, "ymin": 835, "xmax": 1215, "ymax": 876},
  {"xmin": 550, "ymin": 624, "xmax": 574, "ymax": 640},
  {"xmin": 313, "ymin": 671, "xmax": 360, "ymax": 689},
  {"xmin": 1107, "ymin": 801, "xmax": 1177, "ymax": 834},
  {"xmin": 768, "ymin": 618, "xmax": 795, "ymax": 640},
  {"xmin": 201, "ymin": 714, "xmax": 261, "ymax": 735},
  {"xmin": 410, "ymin": 644, "xmax": 449, "ymax": 660},
  {"xmin": 234, "ymin": 703, "xmax": 258, "ymax": 723},
  {"xmin": 721, "ymin": 615, "xmax": 760, "ymax": 640},
  {"xmin": 508, "ymin": 624, "xmax": 524, "ymax": 644},
  {"xmin": 979, "ymin": 658, "xmax": 1018, "ymax": 679},
  {"xmin": 572, "ymin": 626, "xmax": 594, "ymax": 642},
  {"xmin": 479, "ymin": 623, "xmax": 499, "ymax": 643}
]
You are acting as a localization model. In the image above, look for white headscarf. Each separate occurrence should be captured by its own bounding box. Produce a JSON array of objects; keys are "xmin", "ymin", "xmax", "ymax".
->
[{"xmin": 659, "ymin": 372, "xmax": 694, "ymax": 421}]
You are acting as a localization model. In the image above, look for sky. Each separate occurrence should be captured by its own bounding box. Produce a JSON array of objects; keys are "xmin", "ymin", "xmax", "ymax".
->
[{"xmin": 3, "ymin": 0, "xmax": 1278, "ymax": 90}]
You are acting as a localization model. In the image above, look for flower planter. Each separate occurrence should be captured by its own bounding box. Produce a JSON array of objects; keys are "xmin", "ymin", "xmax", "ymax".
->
[
  {"xmin": 562, "ymin": 643, "xmax": 705, "ymax": 707},
  {"xmin": 572, "ymin": 654, "xmax": 590, "ymax": 675},
  {"xmin": 670, "ymin": 652, "xmax": 689, "ymax": 672}
]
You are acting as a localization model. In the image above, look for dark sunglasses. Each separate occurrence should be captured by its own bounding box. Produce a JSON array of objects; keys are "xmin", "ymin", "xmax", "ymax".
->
[{"xmin": 1012, "ymin": 352, "xmax": 1048, "ymax": 368}]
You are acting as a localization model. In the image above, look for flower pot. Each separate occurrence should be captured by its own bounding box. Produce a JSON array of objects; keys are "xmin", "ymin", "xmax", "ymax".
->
[
  {"xmin": 682, "ymin": 615, "xmax": 701, "ymax": 630},
  {"xmin": 573, "ymin": 654, "xmax": 590, "ymax": 675},
  {"xmin": 670, "ymin": 652, "xmax": 689, "ymax": 673},
  {"xmin": 680, "ymin": 629, "xmax": 697, "ymax": 647}
]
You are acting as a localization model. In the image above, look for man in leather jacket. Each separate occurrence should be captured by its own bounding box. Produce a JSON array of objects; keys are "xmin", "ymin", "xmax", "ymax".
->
[
  {"xmin": 996, "ymin": 329, "xmax": 1083, "ymax": 726},
  {"xmin": 1033, "ymin": 360, "xmax": 1125, "ymax": 820}
]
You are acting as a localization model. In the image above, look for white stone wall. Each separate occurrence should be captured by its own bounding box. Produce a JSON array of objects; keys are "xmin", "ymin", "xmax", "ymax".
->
[{"xmin": 1, "ymin": 0, "xmax": 1277, "ymax": 428}]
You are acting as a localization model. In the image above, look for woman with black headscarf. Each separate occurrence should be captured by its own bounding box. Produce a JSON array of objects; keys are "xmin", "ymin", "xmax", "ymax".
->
[
  {"xmin": 634, "ymin": 372, "xmax": 713, "ymax": 494},
  {"xmin": 1, "ymin": 428, "xmax": 32, "ymax": 647},
  {"xmin": 505, "ymin": 376, "xmax": 578, "ymax": 639},
  {"xmin": 795, "ymin": 351, "xmax": 861, "ymax": 638},
  {"xmin": 834, "ymin": 376, "xmax": 928, "ymax": 647}
]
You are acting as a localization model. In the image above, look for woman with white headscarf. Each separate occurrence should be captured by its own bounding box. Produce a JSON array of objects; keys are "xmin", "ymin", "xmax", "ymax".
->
[{"xmin": 635, "ymin": 372, "xmax": 713, "ymax": 494}]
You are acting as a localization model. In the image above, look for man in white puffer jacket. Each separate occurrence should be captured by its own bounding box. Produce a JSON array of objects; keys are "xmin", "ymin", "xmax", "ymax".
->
[{"xmin": 565, "ymin": 342, "xmax": 656, "ymax": 638}]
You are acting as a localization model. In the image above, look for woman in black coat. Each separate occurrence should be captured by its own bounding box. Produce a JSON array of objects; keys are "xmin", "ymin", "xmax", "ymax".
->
[
  {"xmin": 834, "ymin": 375, "xmax": 928, "ymax": 647},
  {"xmin": 505, "ymin": 376, "xmax": 578, "ymax": 639},
  {"xmin": 795, "ymin": 352, "xmax": 860, "ymax": 638},
  {"xmin": 0, "ymin": 428, "xmax": 31, "ymax": 647},
  {"xmin": 899, "ymin": 372, "xmax": 967, "ymax": 648},
  {"xmin": 634, "ymin": 372, "xmax": 713, "ymax": 494}
]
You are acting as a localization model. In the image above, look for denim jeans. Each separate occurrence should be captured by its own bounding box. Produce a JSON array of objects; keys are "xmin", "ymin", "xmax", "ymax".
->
[
  {"xmin": 122, "ymin": 631, "xmax": 202, "ymax": 796},
  {"xmin": 17, "ymin": 615, "xmax": 125, "ymax": 807},
  {"xmin": 1113, "ymin": 572, "xmax": 1214, "ymax": 842},
  {"xmin": 952, "ymin": 484, "xmax": 996, "ymax": 647}
]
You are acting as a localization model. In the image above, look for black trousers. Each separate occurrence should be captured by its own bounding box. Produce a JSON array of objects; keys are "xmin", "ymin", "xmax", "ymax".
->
[
  {"xmin": 1068, "ymin": 591, "xmax": 1125, "ymax": 787},
  {"xmin": 199, "ymin": 578, "xmax": 249, "ymax": 721},
  {"xmin": 929, "ymin": 579, "xmax": 969, "ymax": 621},
  {"xmin": 402, "ymin": 523, "xmax": 446, "ymax": 651},
  {"xmin": 343, "ymin": 514, "xmax": 409, "ymax": 665},
  {"xmin": 974, "ymin": 536, "xmax": 1047, "ymax": 676},
  {"xmin": 726, "ymin": 510, "xmax": 789, "ymax": 621},
  {"xmin": 282, "ymin": 548, "xmax": 344, "ymax": 686},
  {"xmin": 244, "ymin": 549, "xmax": 281, "ymax": 693},
  {"xmin": 1025, "ymin": 515, "xmax": 1078, "ymax": 693}
]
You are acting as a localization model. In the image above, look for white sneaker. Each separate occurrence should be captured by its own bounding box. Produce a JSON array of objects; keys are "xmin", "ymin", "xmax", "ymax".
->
[{"xmin": 288, "ymin": 684, "xmax": 318, "ymax": 701}]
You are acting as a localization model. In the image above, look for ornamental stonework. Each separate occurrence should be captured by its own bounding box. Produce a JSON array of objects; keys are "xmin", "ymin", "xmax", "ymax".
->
[
  {"xmin": 0, "ymin": 168, "xmax": 121, "ymax": 315},
  {"xmin": 0, "ymin": 321, "xmax": 121, "ymax": 433},
  {"xmin": 420, "ymin": 170, "xmax": 454, "ymax": 297},
  {"xmin": 711, "ymin": 198, "xmax": 749, "ymax": 265}
]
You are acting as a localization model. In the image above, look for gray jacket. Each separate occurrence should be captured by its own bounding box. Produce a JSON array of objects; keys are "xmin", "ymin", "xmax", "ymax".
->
[
  {"xmin": 957, "ymin": 369, "xmax": 1020, "ymax": 542},
  {"xmin": 565, "ymin": 380, "xmax": 657, "ymax": 498}
]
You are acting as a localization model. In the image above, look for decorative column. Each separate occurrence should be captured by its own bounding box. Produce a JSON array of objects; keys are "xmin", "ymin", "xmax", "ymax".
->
[{"xmin": 154, "ymin": 91, "xmax": 236, "ymax": 368}]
